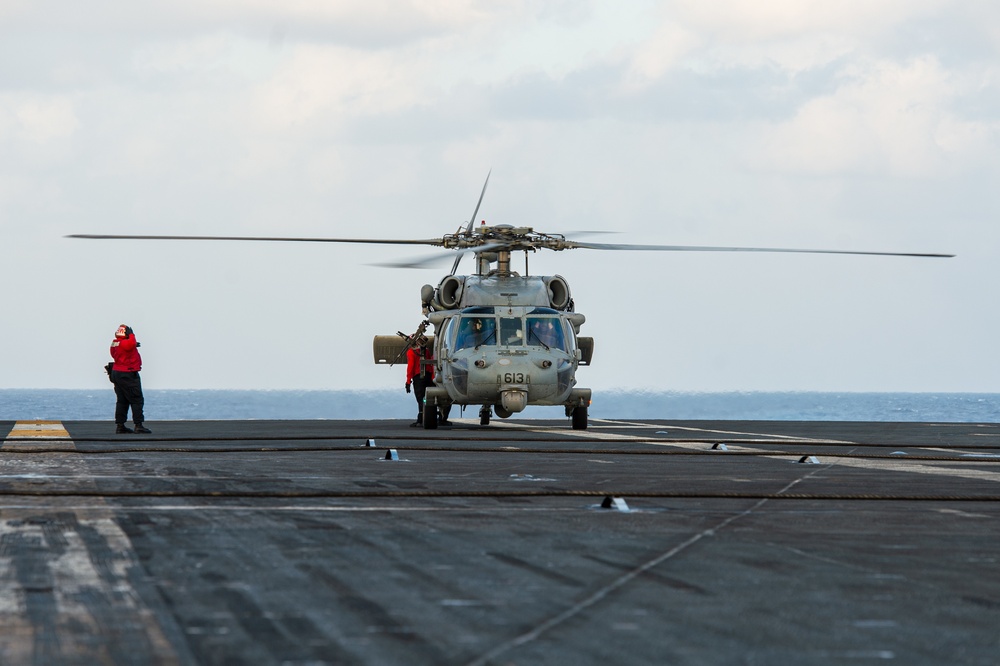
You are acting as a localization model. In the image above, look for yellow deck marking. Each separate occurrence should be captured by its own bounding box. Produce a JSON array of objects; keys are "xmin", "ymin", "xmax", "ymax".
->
[
  {"xmin": 5, "ymin": 420, "xmax": 71, "ymax": 439},
  {"xmin": 3, "ymin": 420, "xmax": 75, "ymax": 450}
]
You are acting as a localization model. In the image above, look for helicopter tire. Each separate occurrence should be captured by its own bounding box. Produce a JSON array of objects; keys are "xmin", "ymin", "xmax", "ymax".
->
[
  {"xmin": 571, "ymin": 404, "xmax": 588, "ymax": 430},
  {"xmin": 423, "ymin": 402, "xmax": 438, "ymax": 429},
  {"xmin": 479, "ymin": 406, "xmax": 491, "ymax": 426}
]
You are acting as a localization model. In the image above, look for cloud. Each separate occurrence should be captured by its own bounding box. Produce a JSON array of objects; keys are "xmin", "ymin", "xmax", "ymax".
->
[
  {"xmin": 754, "ymin": 56, "xmax": 1000, "ymax": 177},
  {"xmin": 626, "ymin": 0, "xmax": 959, "ymax": 82},
  {"xmin": 672, "ymin": 0, "xmax": 944, "ymax": 41},
  {"xmin": 0, "ymin": 93, "xmax": 79, "ymax": 144},
  {"xmin": 248, "ymin": 44, "xmax": 430, "ymax": 131}
]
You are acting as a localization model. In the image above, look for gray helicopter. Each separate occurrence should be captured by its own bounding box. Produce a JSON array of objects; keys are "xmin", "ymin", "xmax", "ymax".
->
[
  {"xmin": 371, "ymin": 219, "xmax": 599, "ymax": 430},
  {"xmin": 68, "ymin": 174, "xmax": 953, "ymax": 430}
]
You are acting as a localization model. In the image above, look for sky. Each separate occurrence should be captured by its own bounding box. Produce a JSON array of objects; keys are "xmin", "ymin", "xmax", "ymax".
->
[{"xmin": 1, "ymin": 1, "xmax": 998, "ymax": 394}]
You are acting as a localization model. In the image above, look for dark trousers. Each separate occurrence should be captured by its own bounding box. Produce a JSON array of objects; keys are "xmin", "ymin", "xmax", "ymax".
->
[{"xmin": 112, "ymin": 370, "xmax": 145, "ymax": 425}]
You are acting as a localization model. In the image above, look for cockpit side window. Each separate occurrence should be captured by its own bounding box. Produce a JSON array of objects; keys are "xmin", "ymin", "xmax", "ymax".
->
[
  {"xmin": 526, "ymin": 316, "xmax": 567, "ymax": 351},
  {"xmin": 440, "ymin": 318, "xmax": 455, "ymax": 354},
  {"xmin": 455, "ymin": 317, "xmax": 497, "ymax": 350}
]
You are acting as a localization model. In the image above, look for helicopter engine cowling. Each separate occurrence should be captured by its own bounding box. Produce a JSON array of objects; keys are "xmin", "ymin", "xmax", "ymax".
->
[
  {"xmin": 545, "ymin": 275, "xmax": 571, "ymax": 310},
  {"xmin": 435, "ymin": 275, "xmax": 465, "ymax": 310}
]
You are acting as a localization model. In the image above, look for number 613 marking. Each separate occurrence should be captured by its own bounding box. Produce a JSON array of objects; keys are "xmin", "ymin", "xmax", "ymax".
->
[{"xmin": 501, "ymin": 372, "xmax": 529, "ymax": 384}]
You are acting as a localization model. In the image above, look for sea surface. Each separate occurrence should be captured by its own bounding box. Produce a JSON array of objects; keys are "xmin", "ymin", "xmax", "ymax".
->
[{"xmin": 1, "ymin": 389, "xmax": 998, "ymax": 423}]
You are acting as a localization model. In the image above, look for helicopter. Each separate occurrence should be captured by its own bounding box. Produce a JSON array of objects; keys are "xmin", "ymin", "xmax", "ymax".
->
[
  {"xmin": 68, "ymin": 174, "xmax": 953, "ymax": 430},
  {"xmin": 371, "ymin": 217, "xmax": 599, "ymax": 430}
]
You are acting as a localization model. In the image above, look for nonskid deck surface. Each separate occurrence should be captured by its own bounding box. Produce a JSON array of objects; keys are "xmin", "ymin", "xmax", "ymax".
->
[{"xmin": 1, "ymin": 418, "xmax": 998, "ymax": 664}]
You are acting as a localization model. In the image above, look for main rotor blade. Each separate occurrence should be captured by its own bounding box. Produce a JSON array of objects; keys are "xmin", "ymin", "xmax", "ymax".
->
[
  {"xmin": 372, "ymin": 250, "xmax": 471, "ymax": 269},
  {"xmin": 564, "ymin": 241, "xmax": 954, "ymax": 258},
  {"xmin": 451, "ymin": 169, "xmax": 491, "ymax": 276},
  {"xmin": 66, "ymin": 234, "xmax": 443, "ymax": 246},
  {"xmin": 372, "ymin": 239, "xmax": 515, "ymax": 270}
]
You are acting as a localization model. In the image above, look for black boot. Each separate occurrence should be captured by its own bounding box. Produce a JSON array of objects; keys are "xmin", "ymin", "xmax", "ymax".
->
[
  {"xmin": 116, "ymin": 423, "xmax": 133, "ymax": 434},
  {"xmin": 134, "ymin": 423, "xmax": 152, "ymax": 434}
]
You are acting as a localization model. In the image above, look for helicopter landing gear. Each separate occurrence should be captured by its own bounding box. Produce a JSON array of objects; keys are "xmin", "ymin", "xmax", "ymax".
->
[
  {"xmin": 479, "ymin": 405, "xmax": 491, "ymax": 426},
  {"xmin": 571, "ymin": 404, "xmax": 588, "ymax": 430},
  {"xmin": 423, "ymin": 401, "xmax": 438, "ymax": 429}
]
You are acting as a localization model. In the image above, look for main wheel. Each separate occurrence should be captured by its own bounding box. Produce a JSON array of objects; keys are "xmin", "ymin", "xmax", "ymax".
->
[
  {"xmin": 571, "ymin": 404, "xmax": 588, "ymax": 430},
  {"xmin": 423, "ymin": 401, "xmax": 438, "ymax": 429},
  {"xmin": 479, "ymin": 405, "xmax": 491, "ymax": 426}
]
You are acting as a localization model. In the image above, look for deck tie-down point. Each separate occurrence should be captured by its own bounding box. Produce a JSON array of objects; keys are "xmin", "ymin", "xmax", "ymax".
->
[{"xmin": 601, "ymin": 496, "xmax": 630, "ymax": 512}]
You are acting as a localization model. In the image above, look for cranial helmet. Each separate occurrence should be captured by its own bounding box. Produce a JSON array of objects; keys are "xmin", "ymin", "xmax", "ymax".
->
[{"xmin": 115, "ymin": 325, "xmax": 128, "ymax": 338}]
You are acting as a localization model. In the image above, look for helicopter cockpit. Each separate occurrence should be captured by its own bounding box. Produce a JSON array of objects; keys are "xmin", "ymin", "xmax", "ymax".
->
[
  {"xmin": 447, "ymin": 307, "xmax": 571, "ymax": 353},
  {"xmin": 433, "ymin": 305, "xmax": 582, "ymax": 423}
]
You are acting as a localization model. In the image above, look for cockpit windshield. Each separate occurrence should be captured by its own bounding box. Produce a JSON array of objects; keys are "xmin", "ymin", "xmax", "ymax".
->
[
  {"xmin": 526, "ymin": 316, "xmax": 567, "ymax": 351},
  {"xmin": 455, "ymin": 317, "xmax": 497, "ymax": 350},
  {"xmin": 452, "ymin": 312, "xmax": 569, "ymax": 352},
  {"xmin": 500, "ymin": 318, "xmax": 523, "ymax": 346}
]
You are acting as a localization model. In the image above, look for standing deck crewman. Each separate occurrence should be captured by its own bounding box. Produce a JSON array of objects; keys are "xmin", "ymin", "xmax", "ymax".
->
[
  {"xmin": 110, "ymin": 323, "xmax": 151, "ymax": 434},
  {"xmin": 405, "ymin": 341, "xmax": 451, "ymax": 427}
]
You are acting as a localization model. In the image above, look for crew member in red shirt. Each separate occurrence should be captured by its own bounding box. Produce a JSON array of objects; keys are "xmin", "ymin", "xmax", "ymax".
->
[
  {"xmin": 110, "ymin": 324, "xmax": 151, "ymax": 434},
  {"xmin": 405, "ymin": 342, "xmax": 451, "ymax": 427}
]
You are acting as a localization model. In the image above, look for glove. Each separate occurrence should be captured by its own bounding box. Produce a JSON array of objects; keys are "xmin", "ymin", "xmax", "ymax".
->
[
  {"xmin": 405, "ymin": 383, "xmax": 411, "ymax": 393},
  {"xmin": 124, "ymin": 326, "xmax": 134, "ymax": 337}
]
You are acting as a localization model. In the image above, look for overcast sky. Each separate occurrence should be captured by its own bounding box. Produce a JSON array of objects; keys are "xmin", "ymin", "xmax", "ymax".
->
[{"xmin": 2, "ymin": 1, "xmax": 997, "ymax": 394}]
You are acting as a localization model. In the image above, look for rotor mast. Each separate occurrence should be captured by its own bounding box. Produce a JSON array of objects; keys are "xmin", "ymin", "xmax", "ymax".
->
[{"xmin": 494, "ymin": 247, "xmax": 513, "ymax": 275}]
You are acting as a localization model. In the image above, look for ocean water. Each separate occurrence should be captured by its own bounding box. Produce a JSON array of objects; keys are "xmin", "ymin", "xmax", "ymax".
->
[{"xmin": 1, "ymin": 389, "xmax": 998, "ymax": 423}]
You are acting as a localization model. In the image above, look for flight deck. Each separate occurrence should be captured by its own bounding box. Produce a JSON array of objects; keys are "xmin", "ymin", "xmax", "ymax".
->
[{"xmin": 1, "ymin": 418, "xmax": 998, "ymax": 664}]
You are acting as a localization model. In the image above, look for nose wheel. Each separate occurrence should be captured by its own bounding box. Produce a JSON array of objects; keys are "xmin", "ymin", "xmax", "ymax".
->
[
  {"xmin": 479, "ymin": 405, "xmax": 492, "ymax": 426},
  {"xmin": 423, "ymin": 401, "xmax": 438, "ymax": 429},
  {"xmin": 571, "ymin": 404, "xmax": 588, "ymax": 430}
]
